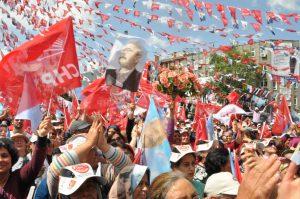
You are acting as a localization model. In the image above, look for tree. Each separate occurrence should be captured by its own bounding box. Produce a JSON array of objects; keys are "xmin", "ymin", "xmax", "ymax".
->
[{"xmin": 209, "ymin": 48, "xmax": 263, "ymax": 87}]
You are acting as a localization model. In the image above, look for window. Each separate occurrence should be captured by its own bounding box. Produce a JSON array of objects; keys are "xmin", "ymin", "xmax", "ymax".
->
[
  {"xmin": 251, "ymin": 50, "xmax": 256, "ymax": 57},
  {"xmin": 294, "ymin": 97, "xmax": 298, "ymax": 106}
]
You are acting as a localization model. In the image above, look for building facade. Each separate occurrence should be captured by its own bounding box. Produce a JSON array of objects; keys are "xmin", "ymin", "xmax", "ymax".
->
[{"xmin": 159, "ymin": 40, "xmax": 300, "ymax": 110}]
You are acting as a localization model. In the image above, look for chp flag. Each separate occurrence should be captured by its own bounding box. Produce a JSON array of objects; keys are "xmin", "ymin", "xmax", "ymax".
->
[{"xmin": 0, "ymin": 17, "xmax": 81, "ymax": 127}]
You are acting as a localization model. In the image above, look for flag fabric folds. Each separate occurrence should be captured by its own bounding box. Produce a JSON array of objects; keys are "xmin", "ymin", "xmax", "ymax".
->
[
  {"xmin": 142, "ymin": 98, "xmax": 172, "ymax": 182},
  {"xmin": 0, "ymin": 17, "xmax": 81, "ymax": 116}
]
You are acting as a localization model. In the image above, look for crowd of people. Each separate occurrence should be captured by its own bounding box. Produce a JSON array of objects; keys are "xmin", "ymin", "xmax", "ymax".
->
[{"xmin": 0, "ymin": 94, "xmax": 299, "ymax": 199}]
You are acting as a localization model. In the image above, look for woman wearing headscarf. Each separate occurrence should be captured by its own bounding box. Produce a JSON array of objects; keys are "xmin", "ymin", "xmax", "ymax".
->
[
  {"xmin": 109, "ymin": 164, "xmax": 150, "ymax": 199},
  {"xmin": 0, "ymin": 116, "xmax": 51, "ymax": 199}
]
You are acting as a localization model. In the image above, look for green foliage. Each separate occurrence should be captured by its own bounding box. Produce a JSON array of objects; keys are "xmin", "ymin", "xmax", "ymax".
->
[{"xmin": 209, "ymin": 48, "xmax": 263, "ymax": 87}]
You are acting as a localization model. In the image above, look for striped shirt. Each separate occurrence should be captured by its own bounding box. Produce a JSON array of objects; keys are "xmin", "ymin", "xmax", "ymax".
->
[{"xmin": 47, "ymin": 145, "xmax": 132, "ymax": 198}]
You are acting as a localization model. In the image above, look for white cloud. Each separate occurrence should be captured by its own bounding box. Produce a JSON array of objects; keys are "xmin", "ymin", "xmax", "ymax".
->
[
  {"xmin": 266, "ymin": 0, "xmax": 300, "ymax": 11},
  {"xmin": 146, "ymin": 35, "xmax": 168, "ymax": 48}
]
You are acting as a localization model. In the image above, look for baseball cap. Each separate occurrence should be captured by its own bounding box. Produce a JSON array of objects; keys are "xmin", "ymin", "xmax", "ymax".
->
[
  {"xmin": 204, "ymin": 172, "xmax": 240, "ymax": 196},
  {"xmin": 196, "ymin": 141, "xmax": 213, "ymax": 152},
  {"xmin": 58, "ymin": 163, "xmax": 107, "ymax": 196},
  {"xmin": 68, "ymin": 120, "xmax": 91, "ymax": 134},
  {"xmin": 170, "ymin": 145, "xmax": 195, "ymax": 163}
]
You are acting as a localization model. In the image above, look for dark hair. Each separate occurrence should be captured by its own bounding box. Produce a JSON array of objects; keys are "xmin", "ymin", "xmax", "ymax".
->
[
  {"xmin": 107, "ymin": 125, "xmax": 120, "ymax": 133},
  {"xmin": 0, "ymin": 138, "xmax": 19, "ymax": 166},
  {"xmin": 107, "ymin": 131, "xmax": 126, "ymax": 144},
  {"xmin": 204, "ymin": 148, "xmax": 229, "ymax": 177}
]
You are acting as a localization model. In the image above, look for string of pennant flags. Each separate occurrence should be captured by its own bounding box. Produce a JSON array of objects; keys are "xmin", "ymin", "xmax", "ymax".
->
[{"xmin": 0, "ymin": 0, "xmax": 299, "ymax": 76}]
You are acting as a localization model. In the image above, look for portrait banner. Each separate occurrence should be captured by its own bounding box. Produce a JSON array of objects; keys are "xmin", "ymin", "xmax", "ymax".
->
[{"xmin": 105, "ymin": 35, "xmax": 147, "ymax": 92}]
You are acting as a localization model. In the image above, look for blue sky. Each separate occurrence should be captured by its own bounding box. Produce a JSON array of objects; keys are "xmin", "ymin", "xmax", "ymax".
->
[{"xmin": 0, "ymin": 0, "xmax": 299, "ymax": 72}]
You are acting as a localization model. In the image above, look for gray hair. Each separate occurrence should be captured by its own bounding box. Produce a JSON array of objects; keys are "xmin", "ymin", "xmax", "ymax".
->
[{"xmin": 150, "ymin": 171, "xmax": 187, "ymax": 199}]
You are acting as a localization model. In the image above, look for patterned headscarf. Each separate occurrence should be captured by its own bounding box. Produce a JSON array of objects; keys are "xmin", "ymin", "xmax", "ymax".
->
[{"xmin": 109, "ymin": 164, "xmax": 149, "ymax": 199}]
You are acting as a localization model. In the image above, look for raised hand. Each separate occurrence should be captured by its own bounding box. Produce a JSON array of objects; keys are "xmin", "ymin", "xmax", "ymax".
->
[
  {"xmin": 86, "ymin": 119, "xmax": 103, "ymax": 147},
  {"xmin": 237, "ymin": 154, "xmax": 281, "ymax": 199},
  {"xmin": 38, "ymin": 115, "xmax": 52, "ymax": 137},
  {"xmin": 277, "ymin": 162, "xmax": 300, "ymax": 199}
]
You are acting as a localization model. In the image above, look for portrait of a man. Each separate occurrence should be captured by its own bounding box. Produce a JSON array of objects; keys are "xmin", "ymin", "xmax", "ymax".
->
[{"xmin": 105, "ymin": 37, "xmax": 147, "ymax": 92}]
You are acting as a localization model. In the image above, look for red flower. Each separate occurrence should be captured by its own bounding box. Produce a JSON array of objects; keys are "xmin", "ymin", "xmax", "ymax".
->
[{"xmin": 160, "ymin": 76, "xmax": 169, "ymax": 85}]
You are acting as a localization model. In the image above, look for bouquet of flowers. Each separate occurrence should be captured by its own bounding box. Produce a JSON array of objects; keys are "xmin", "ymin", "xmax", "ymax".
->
[{"xmin": 156, "ymin": 67, "xmax": 202, "ymax": 99}]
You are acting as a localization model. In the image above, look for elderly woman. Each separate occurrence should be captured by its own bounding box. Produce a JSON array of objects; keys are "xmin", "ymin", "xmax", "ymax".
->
[
  {"xmin": 0, "ymin": 116, "xmax": 51, "ymax": 198},
  {"xmin": 170, "ymin": 145, "xmax": 205, "ymax": 198},
  {"xmin": 150, "ymin": 171, "xmax": 198, "ymax": 199},
  {"xmin": 109, "ymin": 164, "xmax": 150, "ymax": 199}
]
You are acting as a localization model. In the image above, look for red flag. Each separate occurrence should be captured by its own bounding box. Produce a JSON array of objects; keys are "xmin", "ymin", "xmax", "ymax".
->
[
  {"xmin": 280, "ymin": 96, "xmax": 292, "ymax": 124},
  {"xmin": 136, "ymin": 93, "xmax": 150, "ymax": 109},
  {"xmin": 251, "ymin": 10, "xmax": 262, "ymax": 24},
  {"xmin": 204, "ymin": 2, "xmax": 213, "ymax": 16},
  {"xmin": 226, "ymin": 91, "xmax": 240, "ymax": 104},
  {"xmin": 63, "ymin": 104, "xmax": 71, "ymax": 130},
  {"xmin": 251, "ymin": 23, "xmax": 261, "ymax": 32},
  {"xmin": 219, "ymin": 45, "xmax": 232, "ymax": 52},
  {"xmin": 193, "ymin": 0, "xmax": 202, "ymax": 10},
  {"xmin": 248, "ymin": 38, "xmax": 254, "ymax": 45},
  {"xmin": 0, "ymin": 17, "xmax": 81, "ymax": 113},
  {"xmin": 151, "ymin": 15, "xmax": 159, "ymax": 21},
  {"xmin": 272, "ymin": 112, "xmax": 287, "ymax": 135},
  {"xmin": 151, "ymin": 3, "xmax": 160, "ymax": 11},
  {"xmin": 280, "ymin": 14, "xmax": 292, "ymax": 25},
  {"xmin": 186, "ymin": 8, "xmax": 194, "ymax": 21},
  {"xmin": 81, "ymin": 78, "xmax": 111, "ymax": 115},
  {"xmin": 113, "ymin": 5, "xmax": 120, "ymax": 12},
  {"xmin": 228, "ymin": 6, "xmax": 237, "ymax": 23},
  {"xmin": 266, "ymin": 11, "xmax": 277, "ymax": 23},
  {"xmin": 71, "ymin": 95, "xmax": 79, "ymax": 118},
  {"xmin": 167, "ymin": 19, "xmax": 175, "ymax": 28},
  {"xmin": 216, "ymin": 4, "xmax": 228, "ymax": 27},
  {"xmin": 124, "ymin": 8, "xmax": 130, "ymax": 15},
  {"xmin": 194, "ymin": 116, "xmax": 208, "ymax": 148},
  {"xmin": 178, "ymin": 0, "xmax": 190, "ymax": 8},
  {"xmin": 97, "ymin": 12, "xmax": 110, "ymax": 23},
  {"xmin": 241, "ymin": 8, "xmax": 251, "ymax": 18},
  {"xmin": 133, "ymin": 10, "xmax": 140, "ymax": 17}
]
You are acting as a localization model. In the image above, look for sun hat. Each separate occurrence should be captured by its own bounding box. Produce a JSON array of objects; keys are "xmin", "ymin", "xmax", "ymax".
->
[
  {"xmin": 170, "ymin": 145, "xmax": 195, "ymax": 163},
  {"xmin": 196, "ymin": 141, "xmax": 213, "ymax": 152},
  {"xmin": 59, "ymin": 134, "xmax": 88, "ymax": 153},
  {"xmin": 58, "ymin": 163, "xmax": 107, "ymax": 196},
  {"xmin": 10, "ymin": 132, "xmax": 29, "ymax": 143},
  {"xmin": 59, "ymin": 134, "xmax": 103, "ymax": 156},
  {"xmin": 204, "ymin": 172, "xmax": 240, "ymax": 196}
]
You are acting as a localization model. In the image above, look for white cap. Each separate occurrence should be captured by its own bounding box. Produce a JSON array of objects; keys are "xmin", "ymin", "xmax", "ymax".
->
[
  {"xmin": 170, "ymin": 145, "xmax": 195, "ymax": 163},
  {"xmin": 204, "ymin": 172, "xmax": 240, "ymax": 196},
  {"xmin": 196, "ymin": 141, "xmax": 213, "ymax": 152},
  {"xmin": 59, "ymin": 163, "xmax": 106, "ymax": 195},
  {"xmin": 59, "ymin": 134, "xmax": 87, "ymax": 153}
]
